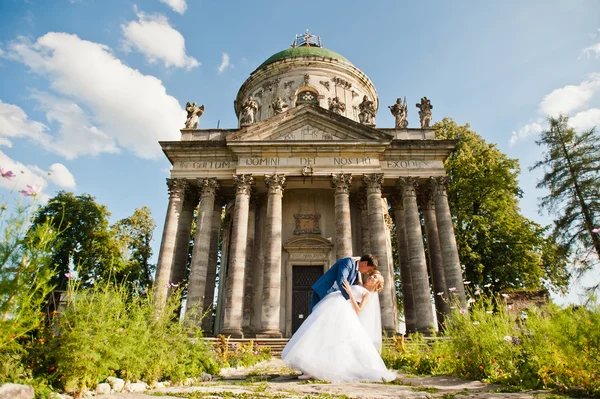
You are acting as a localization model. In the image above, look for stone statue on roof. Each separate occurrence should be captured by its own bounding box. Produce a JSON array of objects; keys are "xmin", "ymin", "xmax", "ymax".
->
[
  {"xmin": 272, "ymin": 97, "xmax": 289, "ymax": 115},
  {"xmin": 389, "ymin": 97, "xmax": 408, "ymax": 128},
  {"xmin": 328, "ymin": 96, "xmax": 346, "ymax": 115},
  {"xmin": 240, "ymin": 96, "xmax": 259, "ymax": 126},
  {"xmin": 416, "ymin": 97, "xmax": 433, "ymax": 128},
  {"xmin": 184, "ymin": 102, "xmax": 204, "ymax": 129},
  {"xmin": 358, "ymin": 95, "xmax": 376, "ymax": 125}
]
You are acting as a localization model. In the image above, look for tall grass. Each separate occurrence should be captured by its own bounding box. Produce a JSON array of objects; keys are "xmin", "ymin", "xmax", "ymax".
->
[{"xmin": 383, "ymin": 293, "xmax": 600, "ymax": 396}]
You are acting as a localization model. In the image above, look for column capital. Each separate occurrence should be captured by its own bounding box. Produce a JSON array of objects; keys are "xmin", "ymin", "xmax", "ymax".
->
[
  {"xmin": 396, "ymin": 176, "xmax": 419, "ymax": 197},
  {"xmin": 233, "ymin": 174, "xmax": 255, "ymax": 195},
  {"xmin": 166, "ymin": 178, "xmax": 190, "ymax": 199},
  {"xmin": 265, "ymin": 173, "xmax": 286, "ymax": 195},
  {"xmin": 198, "ymin": 177, "xmax": 219, "ymax": 198},
  {"xmin": 430, "ymin": 176, "xmax": 450, "ymax": 197},
  {"xmin": 331, "ymin": 173, "xmax": 352, "ymax": 194},
  {"xmin": 363, "ymin": 173, "xmax": 384, "ymax": 191}
]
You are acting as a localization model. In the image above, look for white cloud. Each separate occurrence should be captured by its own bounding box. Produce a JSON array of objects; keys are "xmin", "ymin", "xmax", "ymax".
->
[
  {"xmin": 582, "ymin": 42, "xmax": 600, "ymax": 58},
  {"xmin": 510, "ymin": 122, "xmax": 544, "ymax": 146},
  {"xmin": 121, "ymin": 11, "xmax": 198, "ymax": 70},
  {"xmin": 569, "ymin": 108, "xmax": 600, "ymax": 132},
  {"xmin": 160, "ymin": 0, "xmax": 187, "ymax": 14},
  {"xmin": 0, "ymin": 99, "xmax": 52, "ymax": 148},
  {"xmin": 31, "ymin": 91, "xmax": 118, "ymax": 159},
  {"xmin": 31, "ymin": 163, "xmax": 76, "ymax": 189},
  {"xmin": 540, "ymin": 73, "xmax": 600, "ymax": 117},
  {"xmin": 6, "ymin": 32, "xmax": 185, "ymax": 159},
  {"xmin": 218, "ymin": 53, "xmax": 230, "ymax": 73}
]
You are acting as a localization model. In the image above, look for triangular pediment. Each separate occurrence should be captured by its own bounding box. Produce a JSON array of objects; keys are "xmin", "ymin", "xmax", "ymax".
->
[{"xmin": 226, "ymin": 104, "xmax": 393, "ymax": 143}]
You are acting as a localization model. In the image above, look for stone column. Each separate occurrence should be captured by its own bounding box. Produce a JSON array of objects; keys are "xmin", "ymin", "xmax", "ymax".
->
[
  {"xmin": 155, "ymin": 178, "xmax": 189, "ymax": 308},
  {"xmin": 258, "ymin": 174, "xmax": 286, "ymax": 337},
  {"xmin": 431, "ymin": 176, "xmax": 466, "ymax": 305},
  {"xmin": 201, "ymin": 199, "xmax": 223, "ymax": 334},
  {"xmin": 222, "ymin": 174, "xmax": 254, "ymax": 337},
  {"xmin": 363, "ymin": 173, "xmax": 396, "ymax": 334},
  {"xmin": 357, "ymin": 189, "xmax": 370, "ymax": 255},
  {"xmin": 242, "ymin": 194, "xmax": 257, "ymax": 334},
  {"xmin": 419, "ymin": 185, "xmax": 450, "ymax": 328},
  {"xmin": 169, "ymin": 189, "xmax": 196, "ymax": 289},
  {"xmin": 397, "ymin": 177, "xmax": 434, "ymax": 334},
  {"xmin": 186, "ymin": 178, "xmax": 219, "ymax": 324},
  {"xmin": 331, "ymin": 173, "xmax": 353, "ymax": 259},
  {"xmin": 391, "ymin": 195, "xmax": 416, "ymax": 334}
]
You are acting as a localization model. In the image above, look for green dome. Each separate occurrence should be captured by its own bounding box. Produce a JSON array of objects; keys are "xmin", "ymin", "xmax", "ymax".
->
[{"xmin": 258, "ymin": 46, "xmax": 351, "ymax": 69}]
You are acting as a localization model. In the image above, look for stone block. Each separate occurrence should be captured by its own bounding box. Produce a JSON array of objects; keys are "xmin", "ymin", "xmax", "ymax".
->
[{"xmin": 0, "ymin": 383, "xmax": 34, "ymax": 399}]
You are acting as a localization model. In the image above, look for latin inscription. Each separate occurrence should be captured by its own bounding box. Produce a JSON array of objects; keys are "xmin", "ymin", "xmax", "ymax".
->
[
  {"xmin": 177, "ymin": 160, "xmax": 232, "ymax": 169},
  {"xmin": 245, "ymin": 158, "xmax": 280, "ymax": 166},
  {"xmin": 385, "ymin": 160, "xmax": 429, "ymax": 168},
  {"xmin": 333, "ymin": 157, "xmax": 373, "ymax": 166}
]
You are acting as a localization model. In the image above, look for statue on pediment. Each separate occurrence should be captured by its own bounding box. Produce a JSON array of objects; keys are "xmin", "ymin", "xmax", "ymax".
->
[
  {"xmin": 272, "ymin": 97, "xmax": 289, "ymax": 115},
  {"xmin": 240, "ymin": 96, "xmax": 259, "ymax": 126},
  {"xmin": 358, "ymin": 95, "xmax": 376, "ymax": 125},
  {"xmin": 328, "ymin": 96, "xmax": 345, "ymax": 115},
  {"xmin": 389, "ymin": 97, "xmax": 408, "ymax": 128},
  {"xmin": 184, "ymin": 102, "xmax": 204, "ymax": 129},
  {"xmin": 416, "ymin": 97, "xmax": 433, "ymax": 128}
]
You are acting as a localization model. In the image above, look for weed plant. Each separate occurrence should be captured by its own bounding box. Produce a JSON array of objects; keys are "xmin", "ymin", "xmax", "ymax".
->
[{"xmin": 382, "ymin": 292, "xmax": 600, "ymax": 397}]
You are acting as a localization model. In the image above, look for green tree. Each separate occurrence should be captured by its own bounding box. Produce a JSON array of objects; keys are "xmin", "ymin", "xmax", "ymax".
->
[
  {"xmin": 434, "ymin": 118, "xmax": 570, "ymax": 293},
  {"xmin": 531, "ymin": 115, "xmax": 600, "ymax": 290},
  {"xmin": 30, "ymin": 191, "xmax": 122, "ymax": 290},
  {"xmin": 112, "ymin": 206, "xmax": 157, "ymax": 290}
]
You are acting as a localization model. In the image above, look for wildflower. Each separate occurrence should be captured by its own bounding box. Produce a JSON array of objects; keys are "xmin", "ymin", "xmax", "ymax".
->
[
  {"xmin": 472, "ymin": 321, "xmax": 480, "ymax": 325},
  {"xmin": 170, "ymin": 282, "xmax": 179, "ymax": 287},
  {"xmin": 512, "ymin": 336, "xmax": 521, "ymax": 345},
  {"xmin": 507, "ymin": 304, "xmax": 513, "ymax": 310},
  {"xmin": 449, "ymin": 287, "xmax": 457, "ymax": 292},
  {"xmin": 20, "ymin": 185, "xmax": 39, "ymax": 197},
  {"xmin": 48, "ymin": 366, "xmax": 57, "ymax": 373},
  {"xmin": 474, "ymin": 289, "xmax": 481, "ymax": 295},
  {"xmin": 479, "ymin": 365, "xmax": 484, "ymax": 370},
  {"xmin": 460, "ymin": 309, "xmax": 467, "ymax": 314},
  {"xmin": 503, "ymin": 335, "xmax": 512, "ymax": 342},
  {"xmin": 593, "ymin": 228, "xmax": 600, "ymax": 233},
  {"xmin": 1, "ymin": 204, "xmax": 6, "ymax": 211},
  {"xmin": 501, "ymin": 293, "xmax": 510, "ymax": 299},
  {"xmin": 64, "ymin": 272, "xmax": 76, "ymax": 279},
  {"xmin": 491, "ymin": 358, "xmax": 496, "ymax": 363},
  {"xmin": 484, "ymin": 283, "xmax": 491, "ymax": 288},
  {"xmin": 464, "ymin": 281, "xmax": 471, "ymax": 285},
  {"xmin": 467, "ymin": 298, "xmax": 475, "ymax": 304},
  {"xmin": 0, "ymin": 168, "xmax": 15, "ymax": 179},
  {"xmin": 486, "ymin": 310, "xmax": 493, "ymax": 314},
  {"xmin": 436, "ymin": 291, "xmax": 444, "ymax": 296}
]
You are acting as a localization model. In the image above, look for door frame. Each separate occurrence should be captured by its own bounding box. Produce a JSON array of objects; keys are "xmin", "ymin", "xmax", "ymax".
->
[{"xmin": 283, "ymin": 235, "xmax": 333, "ymax": 337}]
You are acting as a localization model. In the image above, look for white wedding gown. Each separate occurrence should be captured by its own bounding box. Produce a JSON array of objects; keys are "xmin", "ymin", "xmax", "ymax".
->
[{"xmin": 281, "ymin": 286, "xmax": 397, "ymax": 383}]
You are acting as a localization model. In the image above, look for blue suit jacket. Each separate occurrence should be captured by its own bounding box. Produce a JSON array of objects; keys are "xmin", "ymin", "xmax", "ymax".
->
[{"xmin": 312, "ymin": 257, "xmax": 359, "ymax": 301}]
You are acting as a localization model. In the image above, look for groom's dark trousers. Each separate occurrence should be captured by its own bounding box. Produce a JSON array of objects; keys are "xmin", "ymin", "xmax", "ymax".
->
[{"xmin": 309, "ymin": 257, "xmax": 359, "ymax": 313}]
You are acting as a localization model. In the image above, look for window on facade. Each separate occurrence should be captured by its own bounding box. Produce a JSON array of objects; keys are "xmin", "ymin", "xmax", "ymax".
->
[{"xmin": 296, "ymin": 90, "xmax": 319, "ymax": 106}]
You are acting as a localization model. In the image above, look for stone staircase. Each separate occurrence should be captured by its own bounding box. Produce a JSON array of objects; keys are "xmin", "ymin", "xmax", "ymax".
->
[{"xmin": 204, "ymin": 337, "xmax": 290, "ymax": 358}]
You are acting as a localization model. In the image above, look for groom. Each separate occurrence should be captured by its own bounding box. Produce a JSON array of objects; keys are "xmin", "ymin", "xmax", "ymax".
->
[{"xmin": 310, "ymin": 254, "xmax": 378, "ymax": 313}]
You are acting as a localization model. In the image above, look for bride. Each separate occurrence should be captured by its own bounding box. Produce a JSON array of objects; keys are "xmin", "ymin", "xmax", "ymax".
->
[{"xmin": 281, "ymin": 271, "xmax": 397, "ymax": 383}]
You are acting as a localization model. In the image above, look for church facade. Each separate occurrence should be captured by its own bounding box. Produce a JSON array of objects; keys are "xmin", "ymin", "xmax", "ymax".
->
[{"xmin": 154, "ymin": 33, "xmax": 466, "ymax": 338}]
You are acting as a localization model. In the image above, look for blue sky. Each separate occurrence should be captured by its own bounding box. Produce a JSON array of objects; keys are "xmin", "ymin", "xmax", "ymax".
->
[{"xmin": 1, "ymin": 0, "xmax": 599, "ymax": 303}]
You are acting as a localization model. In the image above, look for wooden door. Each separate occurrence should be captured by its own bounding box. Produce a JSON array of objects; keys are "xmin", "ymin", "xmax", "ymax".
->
[{"xmin": 292, "ymin": 265, "xmax": 323, "ymax": 334}]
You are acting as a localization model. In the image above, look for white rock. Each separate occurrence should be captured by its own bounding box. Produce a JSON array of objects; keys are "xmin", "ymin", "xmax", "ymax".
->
[
  {"xmin": 150, "ymin": 381, "xmax": 165, "ymax": 389},
  {"xmin": 106, "ymin": 377, "xmax": 124, "ymax": 392},
  {"xmin": 0, "ymin": 383, "xmax": 34, "ymax": 399},
  {"xmin": 201, "ymin": 372, "xmax": 213, "ymax": 382},
  {"xmin": 50, "ymin": 393, "xmax": 73, "ymax": 399},
  {"xmin": 95, "ymin": 383, "xmax": 111, "ymax": 395},
  {"xmin": 124, "ymin": 382, "xmax": 147, "ymax": 393}
]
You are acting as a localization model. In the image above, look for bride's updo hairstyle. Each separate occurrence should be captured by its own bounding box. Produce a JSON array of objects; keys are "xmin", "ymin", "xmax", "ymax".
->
[{"xmin": 369, "ymin": 271, "xmax": 385, "ymax": 293}]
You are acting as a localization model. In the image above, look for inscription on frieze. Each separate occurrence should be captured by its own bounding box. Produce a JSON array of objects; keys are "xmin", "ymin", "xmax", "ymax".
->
[
  {"xmin": 385, "ymin": 160, "xmax": 430, "ymax": 168},
  {"xmin": 238, "ymin": 157, "xmax": 378, "ymax": 168},
  {"xmin": 176, "ymin": 160, "xmax": 234, "ymax": 169},
  {"xmin": 289, "ymin": 252, "xmax": 328, "ymax": 260}
]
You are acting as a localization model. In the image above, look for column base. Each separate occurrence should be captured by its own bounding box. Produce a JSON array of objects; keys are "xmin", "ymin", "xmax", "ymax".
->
[
  {"xmin": 255, "ymin": 329, "xmax": 282, "ymax": 338},
  {"xmin": 219, "ymin": 328, "xmax": 244, "ymax": 338}
]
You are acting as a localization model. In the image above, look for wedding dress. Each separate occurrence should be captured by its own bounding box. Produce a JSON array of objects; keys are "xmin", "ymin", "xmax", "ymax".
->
[{"xmin": 281, "ymin": 285, "xmax": 397, "ymax": 383}]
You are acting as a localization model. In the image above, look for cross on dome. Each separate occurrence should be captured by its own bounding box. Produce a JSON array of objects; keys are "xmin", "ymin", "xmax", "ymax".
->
[{"xmin": 291, "ymin": 29, "xmax": 322, "ymax": 48}]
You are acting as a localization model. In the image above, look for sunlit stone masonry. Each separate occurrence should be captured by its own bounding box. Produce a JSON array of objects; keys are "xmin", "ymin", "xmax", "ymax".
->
[{"xmin": 155, "ymin": 31, "xmax": 465, "ymax": 338}]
